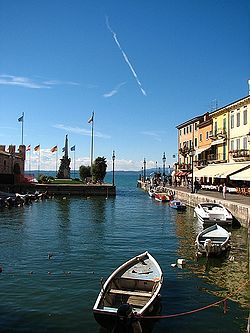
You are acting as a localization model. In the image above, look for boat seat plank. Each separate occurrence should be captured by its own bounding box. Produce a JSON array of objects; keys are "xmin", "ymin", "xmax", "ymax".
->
[
  {"xmin": 109, "ymin": 288, "xmax": 151, "ymax": 297},
  {"xmin": 127, "ymin": 295, "xmax": 150, "ymax": 307}
]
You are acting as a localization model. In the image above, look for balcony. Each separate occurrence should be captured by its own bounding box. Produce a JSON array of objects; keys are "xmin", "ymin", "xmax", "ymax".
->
[
  {"xmin": 207, "ymin": 153, "xmax": 227, "ymax": 163},
  {"xmin": 209, "ymin": 128, "xmax": 227, "ymax": 140},
  {"xmin": 230, "ymin": 149, "xmax": 250, "ymax": 162},
  {"xmin": 178, "ymin": 163, "xmax": 192, "ymax": 171},
  {"xmin": 193, "ymin": 159, "xmax": 208, "ymax": 168}
]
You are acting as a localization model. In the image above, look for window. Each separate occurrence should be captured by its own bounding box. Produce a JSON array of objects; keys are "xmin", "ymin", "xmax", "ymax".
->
[
  {"xmin": 231, "ymin": 113, "xmax": 234, "ymax": 129},
  {"xmin": 243, "ymin": 109, "xmax": 247, "ymax": 125},
  {"xmin": 236, "ymin": 138, "xmax": 240, "ymax": 150},
  {"xmin": 214, "ymin": 121, "xmax": 218, "ymax": 134},
  {"xmin": 190, "ymin": 125, "xmax": 192, "ymax": 132},
  {"xmin": 184, "ymin": 128, "xmax": 186, "ymax": 135},
  {"xmin": 230, "ymin": 140, "xmax": 234, "ymax": 151},
  {"xmin": 243, "ymin": 137, "xmax": 247, "ymax": 149},
  {"xmin": 186, "ymin": 126, "xmax": 189, "ymax": 134},
  {"xmin": 236, "ymin": 113, "xmax": 240, "ymax": 127},
  {"xmin": 195, "ymin": 123, "xmax": 198, "ymax": 131},
  {"xmin": 206, "ymin": 131, "xmax": 209, "ymax": 140},
  {"xmin": 199, "ymin": 133, "xmax": 202, "ymax": 142},
  {"xmin": 179, "ymin": 129, "xmax": 182, "ymax": 136},
  {"xmin": 223, "ymin": 118, "xmax": 226, "ymax": 132},
  {"xmin": 194, "ymin": 137, "xmax": 198, "ymax": 147},
  {"xmin": 189, "ymin": 140, "xmax": 192, "ymax": 148}
]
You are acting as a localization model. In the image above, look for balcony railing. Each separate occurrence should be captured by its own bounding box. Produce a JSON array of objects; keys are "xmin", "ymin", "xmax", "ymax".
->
[
  {"xmin": 209, "ymin": 128, "xmax": 227, "ymax": 139},
  {"xmin": 207, "ymin": 153, "xmax": 226, "ymax": 162},
  {"xmin": 229, "ymin": 149, "xmax": 250, "ymax": 161}
]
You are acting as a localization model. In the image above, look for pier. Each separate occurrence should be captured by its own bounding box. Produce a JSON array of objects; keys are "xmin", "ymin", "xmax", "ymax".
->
[
  {"xmin": 0, "ymin": 183, "xmax": 116, "ymax": 197},
  {"xmin": 138, "ymin": 181, "xmax": 250, "ymax": 230}
]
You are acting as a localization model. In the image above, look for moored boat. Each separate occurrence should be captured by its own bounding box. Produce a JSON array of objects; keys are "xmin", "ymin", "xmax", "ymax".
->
[
  {"xmin": 169, "ymin": 200, "xmax": 187, "ymax": 211},
  {"xmin": 93, "ymin": 251, "xmax": 163, "ymax": 331},
  {"xmin": 194, "ymin": 202, "xmax": 233, "ymax": 226},
  {"xmin": 154, "ymin": 190, "xmax": 174, "ymax": 202},
  {"xmin": 195, "ymin": 224, "xmax": 231, "ymax": 256}
]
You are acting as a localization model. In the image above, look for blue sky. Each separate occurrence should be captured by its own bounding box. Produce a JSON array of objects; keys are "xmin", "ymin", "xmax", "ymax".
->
[{"xmin": 1, "ymin": 0, "xmax": 249, "ymax": 171}]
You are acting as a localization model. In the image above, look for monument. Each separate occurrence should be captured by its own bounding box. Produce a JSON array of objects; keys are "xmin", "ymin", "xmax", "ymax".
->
[{"xmin": 57, "ymin": 135, "xmax": 71, "ymax": 179}]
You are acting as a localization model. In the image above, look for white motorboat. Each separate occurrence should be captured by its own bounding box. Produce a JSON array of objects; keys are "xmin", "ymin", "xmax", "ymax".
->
[
  {"xmin": 93, "ymin": 251, "xmax": 163, "ymax": 331},
  {"xmin": 194, "ymin": 202, "xmax": 233, "ymax": 226},
  {"xmin": 195, "ymin": 224, "xmax": 231, "ymax": 256}
]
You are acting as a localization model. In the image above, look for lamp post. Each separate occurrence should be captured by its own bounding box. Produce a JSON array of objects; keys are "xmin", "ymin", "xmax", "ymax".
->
[
  {"xmin": 162, "ymin": 152, "xmax": 166, "ymax": 177},
  {"xmin": 143, "ymin": 158, "xmax": 146, "ymax": 181},
  {"xmin": 155, "ymin": 161, "xmax": 158, "ymax": 173},
  {"xmin": 112, "ymin": 150, "xmax": 115, "ymax": 186},
  {"xmin": 189, "ymin": 148, "xmax": 195, "ymax": 193}
]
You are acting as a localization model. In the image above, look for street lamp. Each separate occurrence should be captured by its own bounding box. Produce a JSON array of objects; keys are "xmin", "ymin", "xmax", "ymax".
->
[
  {"xmin": 162, "ymin": 152, "xmax": 166, "ymax": 177},
  {"xmin": 143, "ymin": 158, "xmax": 146, "ymax": 181},
  {"xmin": 112, "ymin": 150, "xmax": 115, "ymax": 186},
  {"xmin": 189, "ymin": 148, "xmax": 195, "ymax": 193},
  {"xmin": 155, "ymin": 161, "xmax": 158, "ymax": 173}
]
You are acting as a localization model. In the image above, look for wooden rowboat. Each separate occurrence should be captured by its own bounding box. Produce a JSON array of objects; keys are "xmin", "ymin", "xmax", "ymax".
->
[
  {"xmin": 195, "ymin": 224, "xmax": 231, "ymax": 256},
  {"xmin": 93, "ymin": 251, "xmax": 163, "ymax": 331}
]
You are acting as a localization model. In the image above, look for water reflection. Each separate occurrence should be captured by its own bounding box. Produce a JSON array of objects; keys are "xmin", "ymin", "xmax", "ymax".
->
[{"xmin": 175, "ymin": 209, "xmax": 249, "ymax": 309}]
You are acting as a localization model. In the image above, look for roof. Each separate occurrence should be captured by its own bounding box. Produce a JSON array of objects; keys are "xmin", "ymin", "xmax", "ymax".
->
[
  {"xmin": 229, "ymin": 167, "xmax": 250, "ymax": 181},
  {"xmin": 191, "ymin": 162, "xmax": 250, "ymax": 179}
]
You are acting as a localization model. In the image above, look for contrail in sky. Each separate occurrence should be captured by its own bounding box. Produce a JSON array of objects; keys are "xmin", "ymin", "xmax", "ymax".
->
[{"xmin": 105, "ymin": 16, "xmax": 147, "ymax": 96}]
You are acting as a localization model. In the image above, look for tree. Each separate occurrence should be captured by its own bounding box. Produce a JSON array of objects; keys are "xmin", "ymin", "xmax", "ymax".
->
[
  {"xmin": 79, "ymin": 165, "xmax": 91, "ymax": 182},
  {"xmin": 92, "ymin": 157, "xmax": 107, "ymax": 182}
]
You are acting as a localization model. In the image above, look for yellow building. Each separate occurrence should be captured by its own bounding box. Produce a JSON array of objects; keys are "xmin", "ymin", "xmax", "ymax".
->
[{"xmin": 176, "ymin": 94, "xmax": 250, "ymax": 184}]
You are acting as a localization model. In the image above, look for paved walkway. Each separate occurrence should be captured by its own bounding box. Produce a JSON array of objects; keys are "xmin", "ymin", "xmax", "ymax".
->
[{"xmin": 169, "ymin": 185, "xmax": 250, "ymax": 207}]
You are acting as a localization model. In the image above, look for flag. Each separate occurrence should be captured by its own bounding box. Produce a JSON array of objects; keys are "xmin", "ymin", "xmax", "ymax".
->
[
  {"xmin": 34, "ymin": 145, "xmax": 40, "ymax": 152},
  {"xmin": 62, "ymin": 147, "xmax": 65, "ymax": 152},
  {"xmin": 18, "ymin": 115, "xmax": 24, "ymax": 122},
  {"xmin": 70, "ymin": 145, "xmax": 75, "ymax": 151},
  {"xmin": 26, "ymin": 144, "xmax": 31, "ymax": 151},
  {"xmin": 88, "ymin": 112, "xmax": 94, "ymax": 123},
  {"xmin": 50, "ymin": 145, "xmax": 58, "ymax": 153}
]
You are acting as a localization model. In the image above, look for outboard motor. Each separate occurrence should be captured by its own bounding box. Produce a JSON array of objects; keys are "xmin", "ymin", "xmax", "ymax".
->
[{"xmin": 112, "ymin": 303, "xmax": 142, "ymax": 333}]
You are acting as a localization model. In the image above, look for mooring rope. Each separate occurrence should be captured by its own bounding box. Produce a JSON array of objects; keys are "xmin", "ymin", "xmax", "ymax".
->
[{"xmin": 137, "ymin": 279, "xmax": 249, "ymax": 320}]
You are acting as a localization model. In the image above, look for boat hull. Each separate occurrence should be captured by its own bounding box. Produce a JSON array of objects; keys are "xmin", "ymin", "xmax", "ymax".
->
[
  {"xmin": 195, "ymin": 224, "xmax": 231, "ymax": 256},
  {"xmin": 93, "ymin": 251, "xmax": 163, "ymax": 331},
  {"xmin": 93, "ymin": 296, "xmax": 161, "ymax": 331},
  {"xmin": 194, "ymin": 203, "xmax": 233, "ymax": 226}
]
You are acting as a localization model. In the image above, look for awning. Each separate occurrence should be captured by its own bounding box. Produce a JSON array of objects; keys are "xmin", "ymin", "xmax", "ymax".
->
[
  {"xmin": 229, "ymin": 167, "xmax": 250, "ymax": 181},
  {"xmin": 211, "ymin": 138, "xmax": 225, "ymax": 146},
  {"xmin": 195, "ymin": 146, "xmax": 210, "ymax": 156},
  {"xmin": 191, "ymin": 162, "xmax": 250, "ymax": 179}
]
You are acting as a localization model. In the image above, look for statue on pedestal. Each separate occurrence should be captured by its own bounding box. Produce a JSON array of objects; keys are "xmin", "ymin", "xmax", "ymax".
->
[{"xmin": 57, "ymin": 135, "xmax": 71, "ymax": 179}]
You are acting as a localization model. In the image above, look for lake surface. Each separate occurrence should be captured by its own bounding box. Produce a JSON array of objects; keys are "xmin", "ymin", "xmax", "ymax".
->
[{"xmin": 0, "ymin": 173, "xmax": 248, "ymax": 332}]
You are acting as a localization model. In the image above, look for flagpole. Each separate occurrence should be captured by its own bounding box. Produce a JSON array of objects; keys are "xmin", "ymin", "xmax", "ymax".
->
[
  {"xmin": 74, "ymin": 149, "xmax": 75, "ymax": 178},
  {"xmin": 29, "ymin": 150, "xmax": 31, "ymax": 174},
  {"xmin": 56, "ymin": 149, "xmax": 58, "ymax": 176},
  {"xmin": 90, "ymin": 111, "xmax": 94, "ymax": 176},
  {"xmin": 21, "ymin": 112, "xmax": 24, "ymax": 145},
  {"xmin": 38, "ymin": 146, "xmax": 40, "ymax": 178}
]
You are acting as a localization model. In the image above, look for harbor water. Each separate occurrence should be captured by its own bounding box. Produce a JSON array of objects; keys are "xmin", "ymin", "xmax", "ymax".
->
[{"xmin": 0, "ymin": 173, "xmax": 249, "ymax": 332}]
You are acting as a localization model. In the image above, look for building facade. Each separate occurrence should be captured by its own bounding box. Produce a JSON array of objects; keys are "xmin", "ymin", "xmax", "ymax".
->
[
  {"xmin": 176, "ymin": 94, "xmax": 250, "ymax": 183},
  {"xmin": 0, "ymin": 145, "xmax": 26, "ymax": 183}
]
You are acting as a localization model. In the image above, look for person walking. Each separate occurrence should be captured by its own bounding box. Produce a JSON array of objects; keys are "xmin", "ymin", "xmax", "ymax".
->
[
  {"xmin": 194, "ymin": 179, "xmax": 199, "ymax": 193},
  {"xmin": 222, "ymin": 183, "xmax": 227, "ymax": 199}
]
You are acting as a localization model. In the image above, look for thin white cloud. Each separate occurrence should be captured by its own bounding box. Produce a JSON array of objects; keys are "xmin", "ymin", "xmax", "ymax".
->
[
  {"xmin": 53, "ymin": 124, "xmax": 111, "ymax": 139},
  {"xmin": 103, "ymin": 82, "xmax": 126, "ymax": 98},
  {"xmin": 0, "ymin": 75, "xmax": 50, "ymax": 89},
  {"xmin": 43, "ymin": 79, "xmax": 79, "ymax": 86},
  {"xmin": 105, "ymin": 17, "xmax": 147, "ymax": 96},
  {"xmin": 0, "ymin": 74, "xmax": 79, "ymax": 89},
  {"xmin": 141, "ymin": 131, "xmax": 162, "ymax": 142}
]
